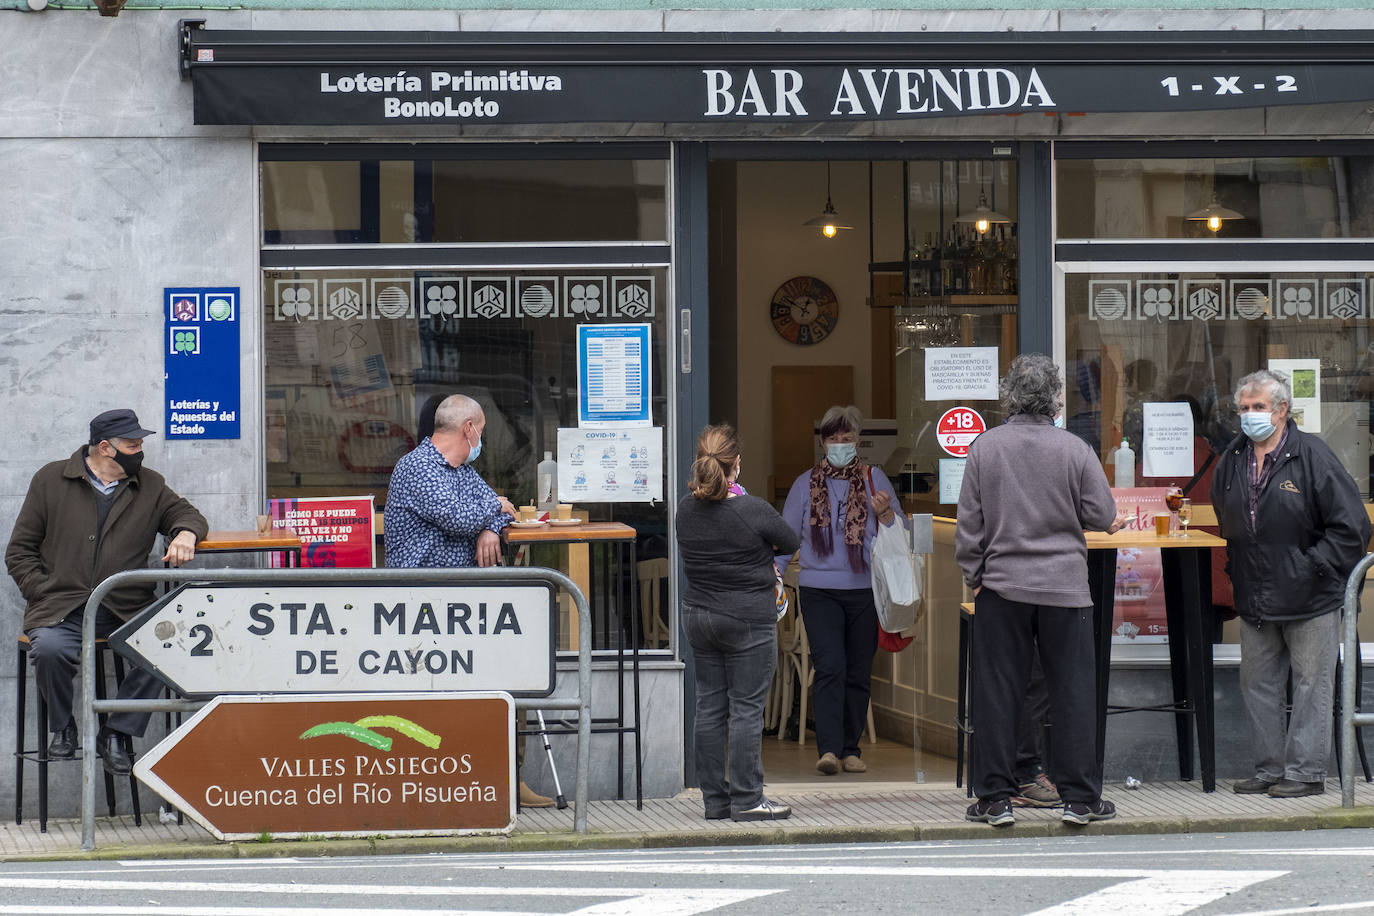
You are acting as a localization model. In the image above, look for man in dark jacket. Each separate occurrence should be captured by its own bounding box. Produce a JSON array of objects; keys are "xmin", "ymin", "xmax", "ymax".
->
[
  {"xmin": 5, "ymin": 409, "xmax": 208, "ymax": 776},
  {"xmin": 1212, "ymin": 369, "xmax": 1370, "ymax": 798}
]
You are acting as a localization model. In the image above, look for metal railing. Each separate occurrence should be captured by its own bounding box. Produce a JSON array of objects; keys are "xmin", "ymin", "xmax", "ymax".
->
[
  {"xmin": 80, "ymin": 566, "xmax": 592, "ymax": 850},
  {"xmin": 1341, "ymin": 553, "xmax": 1374, "ymax": 808}
]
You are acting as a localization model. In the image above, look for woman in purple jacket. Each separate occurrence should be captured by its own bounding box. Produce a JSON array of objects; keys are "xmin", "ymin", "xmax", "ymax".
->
[{"xmin": 783, "ymin": 405, "xmax": 904, "ymax": 776}]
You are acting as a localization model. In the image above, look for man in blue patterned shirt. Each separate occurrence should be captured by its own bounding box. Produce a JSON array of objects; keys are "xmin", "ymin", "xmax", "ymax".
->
[
  {"xmin": 385, "ymin": 394, "xmax": 515, "ymax": 569},
  {"xmin": 383, "ymin": 394, "xmax": 553, "ymax": 808}
]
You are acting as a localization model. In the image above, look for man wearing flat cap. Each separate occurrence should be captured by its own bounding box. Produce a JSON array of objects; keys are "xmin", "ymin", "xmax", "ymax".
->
[{"xmin": 6, "ymin": 409, "xmax": 208, "ymax": 776}]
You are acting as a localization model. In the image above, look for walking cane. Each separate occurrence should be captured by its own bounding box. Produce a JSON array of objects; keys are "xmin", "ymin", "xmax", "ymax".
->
[{"xmin": 535, "ymin": 710, "xmax": 568, "ymax": 809}]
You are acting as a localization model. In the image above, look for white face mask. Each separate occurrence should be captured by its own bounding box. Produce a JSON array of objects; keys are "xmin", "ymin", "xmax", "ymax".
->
[
  {"xmin": 826, "ymin": 442, "xmax": 857, "ymax": 467},
  {"xmin": 1053, "ymin": 414, "xmax": 1065, "ymax": 428}
]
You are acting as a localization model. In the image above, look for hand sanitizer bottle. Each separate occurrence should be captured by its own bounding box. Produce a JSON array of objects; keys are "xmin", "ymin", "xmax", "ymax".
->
[
  {"xmin": 537, "ymin": 451, "xmax": 558, "ymax": 511},
  {"xmin": 1114, "ymin": 438, "xmax": 1135, "ymax": 489}
]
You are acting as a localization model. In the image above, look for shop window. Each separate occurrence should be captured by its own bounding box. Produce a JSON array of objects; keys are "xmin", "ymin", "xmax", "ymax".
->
[
  {"xmin": 263, "ymin": 266, "xmax": 671, "ymax": 651},
  {"xmin": 1058, "ymin": 157, "xmax": 1374, "ymax": 239},
  {"xmin": 869, "ymin": 159, "xmax": 1019, "ymax": 518},
  {"xmin": 1064, "ymin": 268, "xmax": 1374, "ymax": 645},
  {"xmin": 262, "ymin": 156, "xmax": 668, "ymax": 244}
]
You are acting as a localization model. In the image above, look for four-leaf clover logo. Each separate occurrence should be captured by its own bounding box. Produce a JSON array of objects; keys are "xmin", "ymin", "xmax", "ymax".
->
[{"xmin": 173, "ymin": 329, "xmax": 197, "ymax": 354}]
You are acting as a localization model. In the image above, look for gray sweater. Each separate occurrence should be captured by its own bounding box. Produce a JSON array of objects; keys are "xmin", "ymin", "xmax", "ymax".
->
[
  {"xmin": 676, "ymin": 493, "xmax": 801, "ymax": 622},
  {"xmin": 955, "ymin": 414, "xmax": 1117, "ymax": 608}
]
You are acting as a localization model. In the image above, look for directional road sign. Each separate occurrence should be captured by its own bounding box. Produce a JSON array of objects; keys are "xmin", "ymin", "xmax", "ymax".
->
[
  {"xmin": 110, "ymin": 580, "xmax": 555, "ymax": 698},
  {"xmin": 135, "ymin": 692, "xmax": 514, "ymax": 840}
]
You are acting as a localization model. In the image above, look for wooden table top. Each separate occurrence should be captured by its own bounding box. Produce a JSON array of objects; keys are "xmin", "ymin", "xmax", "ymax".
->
[
  {"xmin": 197, "ymin": 529, "xmax": 301, "ymax": 551},
  {"xmin": 1084, "ymin": 529, "xmax": 1226, "ymax": 549},
  {"xmin": 502, "ymin": 521, "xmax": 636, "ymax": 544}
]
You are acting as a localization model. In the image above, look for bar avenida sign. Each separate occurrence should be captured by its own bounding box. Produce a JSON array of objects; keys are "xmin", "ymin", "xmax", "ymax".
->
[
  {"xmin": 110, "ymin": 581, "xmax": 555, "ymax": 698},
  {"xmin": 185, "ymin": 26, "xmax": 1374, "ymax": 127},
  {"xmin": 193, "ymin": 61, "xmax": 1374, "ymax": 126}
]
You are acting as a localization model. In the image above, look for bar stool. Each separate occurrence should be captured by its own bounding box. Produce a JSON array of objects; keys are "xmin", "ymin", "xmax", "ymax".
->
[
  {"xmin": 14, "ymin": 634, "xmax": 142, "ymax": 832},
  {"xmin": 955, "ymin": 601, "xmax": 975, "ymax": 797}
]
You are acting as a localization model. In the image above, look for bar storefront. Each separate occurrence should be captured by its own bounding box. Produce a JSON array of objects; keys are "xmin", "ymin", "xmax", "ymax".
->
[{"xmin": 184, "ymin": 24, "xmax": 1374, "ymax": 795}]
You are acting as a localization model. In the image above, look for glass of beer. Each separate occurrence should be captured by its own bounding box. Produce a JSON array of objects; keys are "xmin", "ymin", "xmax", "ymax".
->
[{"xmin": 1153, "ymin": 513, "xmax": 1172, "ymax": 537}]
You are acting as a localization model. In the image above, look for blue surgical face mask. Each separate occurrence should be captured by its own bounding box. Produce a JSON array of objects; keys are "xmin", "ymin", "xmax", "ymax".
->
[
  {"xmin": 1053, "ymin": 414, "xmax": 1065, "ymax": 429},
  {"xmin": 1240, "ymin": 411, "xmax": 1276, "ymax": 442},
  {"xmin": 826, "ymin": 442, "xmax": 857, "ymax": 468},
  {"xmin": 466, "ymin": 432, "xmax": 483, "ymax": 464}
]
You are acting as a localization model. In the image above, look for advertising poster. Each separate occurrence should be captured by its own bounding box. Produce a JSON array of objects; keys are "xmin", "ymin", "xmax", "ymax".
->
[
  {"xmin": 267, "ymin": 495, "xmax": 376, "ymax": 568},
  {"xmin": 924, "ymin": 347, "xmax": 999, "ymax": 401},
  {"xmin": 1268, "ymin": 358, "xmax": 1321, "ymax": 432},
  {"xmin": 557, "ymin": 427, "xmax": 663, "ymax": 503},
  {"xmin": 1109, "ymin": 487, "xmax": 1171, "ymax": 643},
  {"xmin": 164, "ymin": 287, "xmax": 241, "ymax": 440}
]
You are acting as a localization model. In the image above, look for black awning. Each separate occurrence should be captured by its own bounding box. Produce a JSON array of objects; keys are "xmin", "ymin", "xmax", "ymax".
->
[{"xmin": 182, "ymin": 24, "xmax": 1374, "ymax": 127}]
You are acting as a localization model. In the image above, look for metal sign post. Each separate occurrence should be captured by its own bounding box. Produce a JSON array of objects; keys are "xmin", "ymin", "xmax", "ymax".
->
[
  {"xmin": 81, "ymin": 566, "xmax": 592, "ymax": 850},
  {"xmin": 1341, "ymin": 554, "xmax": 1374, "ymax": 808}
]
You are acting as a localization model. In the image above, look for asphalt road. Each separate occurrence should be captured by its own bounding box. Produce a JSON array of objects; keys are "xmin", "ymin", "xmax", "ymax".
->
[{"xmin": 1, "ymin": 829, "xmax": 1373, "ymax": 915}]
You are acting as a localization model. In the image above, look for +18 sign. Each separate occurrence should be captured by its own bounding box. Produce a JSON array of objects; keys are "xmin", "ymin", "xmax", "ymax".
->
[{"xmin": 109, "ymin": 581, "xmax": 555, "ymax": 698}]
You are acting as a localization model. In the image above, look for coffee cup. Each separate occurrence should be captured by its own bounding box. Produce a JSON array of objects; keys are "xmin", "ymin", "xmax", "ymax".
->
[
  {"xmin": 518, "ymin": 505, "xmax": 537, "ymax": 522},
  {"xmin": 556, "ymin": 504, "xmax": 573, "ymax": 521}
]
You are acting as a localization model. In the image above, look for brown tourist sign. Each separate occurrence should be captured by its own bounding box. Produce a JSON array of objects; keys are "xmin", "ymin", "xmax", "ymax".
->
[{"xmin": 134, "ymin": 692, "xmax": 514, "ymax": 840}]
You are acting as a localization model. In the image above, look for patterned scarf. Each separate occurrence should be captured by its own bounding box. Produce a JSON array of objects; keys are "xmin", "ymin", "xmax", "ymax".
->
[{"xmin": 808, "ymin": 459, "xmax": 869, "ymax": 574}]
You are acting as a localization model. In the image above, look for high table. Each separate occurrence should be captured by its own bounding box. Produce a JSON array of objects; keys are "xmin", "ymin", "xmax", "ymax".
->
[
  {"xmin": 195, "ymin": 530, "xmax": 303, "ymax": 567},
  {"xmin": 502, "ymin": 521, "xmax": 642, "ymax": 807},
  {"xmin": 1085, "ymin": 528, "xmax": 1226, "ymax": 792}
]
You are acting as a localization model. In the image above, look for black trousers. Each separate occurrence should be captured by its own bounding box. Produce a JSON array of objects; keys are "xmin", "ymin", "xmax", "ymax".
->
[
  {"xmin": 799, "ymin": 587, "xmax": 879, "ymax": 759},
  {"xmin": 26, "ymin": 607, "xmax": 164, "ymax": 738},
  {"xmin": 1014, "ymin": 651, "xmax": 1051, "ymax": 783},
  {"xmin": 970, "ymin": 588, "xmax": 1100, "ymax": 804}
]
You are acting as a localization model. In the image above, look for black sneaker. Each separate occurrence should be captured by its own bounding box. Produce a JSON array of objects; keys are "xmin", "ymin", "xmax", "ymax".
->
[
  {"xmin": 965, "ymin": 798, "xmax": 1015, "ymax": 827},
  {"xmin": 1062, "ymin": 799, "xmax": 1117, "ymax": 825}
]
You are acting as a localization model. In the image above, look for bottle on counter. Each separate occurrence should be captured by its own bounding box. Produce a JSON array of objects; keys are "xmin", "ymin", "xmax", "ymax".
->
[
  {"xmin": 537, "ymin": 451, "xmax": 558, "ymax": 512},
  {"xmin": 1114, "ymin": 438, "xmax": 1135, "ymax": 489}
]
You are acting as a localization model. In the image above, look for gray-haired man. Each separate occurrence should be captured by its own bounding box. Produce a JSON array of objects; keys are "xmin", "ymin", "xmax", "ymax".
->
[{"xmin": 1212, "ymin": 369, "xmax": 1370, "ymax": 797}]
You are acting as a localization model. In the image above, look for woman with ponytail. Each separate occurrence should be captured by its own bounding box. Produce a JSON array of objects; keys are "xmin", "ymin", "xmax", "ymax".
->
[
  {"xmin": 676, "ymin": 424, "xmax": 800, "ymax": 821},
  {"xmin": 782, "ymin": 405, "xmax": 904, "ymax": 776}
]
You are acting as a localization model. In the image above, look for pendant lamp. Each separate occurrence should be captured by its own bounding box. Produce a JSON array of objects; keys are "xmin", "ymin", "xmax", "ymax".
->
[
  {"xmin": 802, "ymin": 162, "xmax": 853, "ymax": 238},
  {"xmin": 1186, "ymin": 193, "xmax": 1245, "ymax": 232}
]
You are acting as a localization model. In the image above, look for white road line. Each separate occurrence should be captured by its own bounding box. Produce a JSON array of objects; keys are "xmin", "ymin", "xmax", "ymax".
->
[
  {"xmin": 455, "ymin": 862, "xmax": 1286, "ymax": 881},
  {"xmin": 1025, "ymin": 872, "xmax": 1290, "ymax": 916},
  {"xmin": 1222, "ymin": 903, "xmax": 1374, "ymax": 916},
  {"xmin": 0, "ymin": 896, "xmax": 773, "ymax": 916},
  {"xmin": 0, "ymin": 886, "xmax": 776, "ymax": 916}
]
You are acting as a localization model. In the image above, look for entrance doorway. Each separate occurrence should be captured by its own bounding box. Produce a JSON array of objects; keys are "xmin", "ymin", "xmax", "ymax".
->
[{"xmin": 705, "ymin": 152, "xmax": 1022, "ymax": 768}]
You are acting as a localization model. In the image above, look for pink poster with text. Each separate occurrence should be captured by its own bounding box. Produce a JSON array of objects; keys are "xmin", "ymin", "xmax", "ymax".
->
[{"xmin": 1109, "ymin": 487, "xmax": 1170, "ymax": 643}]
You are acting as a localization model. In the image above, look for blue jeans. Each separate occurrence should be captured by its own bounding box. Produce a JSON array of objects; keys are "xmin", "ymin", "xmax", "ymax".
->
[
  {"xmin": 683, "ymin": 604, "xmax": 777, "ymax": 816},
  {"xmin": 1239, "ymin": 612, "xmax": 1339, "ymax": 783}
]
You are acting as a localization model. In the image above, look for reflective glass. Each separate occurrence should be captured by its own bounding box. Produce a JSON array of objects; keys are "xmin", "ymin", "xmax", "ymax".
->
[{"xmin": 1057, "ymin": 157, "xmax": 1374, "ymax": 239}]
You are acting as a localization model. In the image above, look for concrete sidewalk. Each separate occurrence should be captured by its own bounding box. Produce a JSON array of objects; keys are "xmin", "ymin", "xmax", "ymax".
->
[{"xmin": 5, "ymin": 777, "xmax": 1374, "ymax": 861}]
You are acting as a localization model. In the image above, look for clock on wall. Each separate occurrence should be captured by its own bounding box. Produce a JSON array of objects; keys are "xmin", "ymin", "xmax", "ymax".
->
[{"xmin": 770, "ymin": 275, "xmax": 840, "ymax": 345}]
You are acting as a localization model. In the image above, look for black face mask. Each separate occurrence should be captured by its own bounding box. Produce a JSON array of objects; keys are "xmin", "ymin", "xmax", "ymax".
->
[{"xmin": 108, "ymin": 447, "xmax": 144, "ymax": 478}]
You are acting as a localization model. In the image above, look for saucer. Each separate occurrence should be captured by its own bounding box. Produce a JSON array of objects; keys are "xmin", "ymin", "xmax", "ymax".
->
[
  {"xmin": 508, "ymin": 519, "xmax": 548, "ymax": 528},
  {"xmin": 548, "ymin": 518, "xmax": 584, "ymax": 527}
]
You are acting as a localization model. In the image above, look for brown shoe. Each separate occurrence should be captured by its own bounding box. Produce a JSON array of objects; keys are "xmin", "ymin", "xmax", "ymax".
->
[
  {"xmin": 816, "ymin": 752, "xmax": 840, "ymax": 775},
  {"xmin": 519, "ymin": 780, "xmax": 554, "ymax": 808},
  {"xmin": 841, "ymin": 755, "xmax": 867, "ymax": 773}
]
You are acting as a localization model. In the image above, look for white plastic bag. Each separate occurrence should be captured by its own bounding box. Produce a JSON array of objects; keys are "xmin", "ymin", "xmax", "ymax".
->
[{"xmin": 870, "ymin": 520, "xmax": 922, "ymax": 633}]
